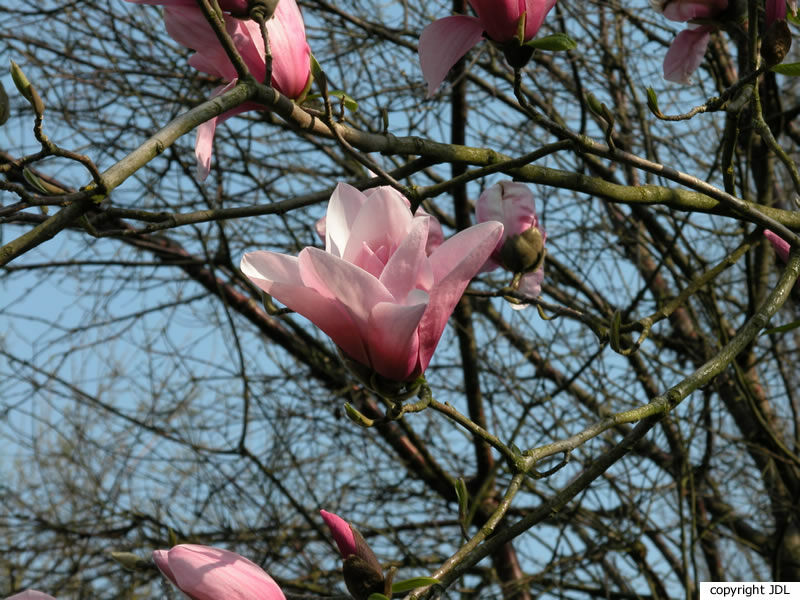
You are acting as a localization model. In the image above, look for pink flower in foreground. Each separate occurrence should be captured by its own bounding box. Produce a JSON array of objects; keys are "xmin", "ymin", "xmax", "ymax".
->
[
  {"xmin": 656, "ymin": 0, "xmax": 728, "ymax": 82},
  {"xmin": 320, "ymin": 510, "xmax": 385, "ymax": 600},
  {"xmin": 419, "ymin": 0, "xmax": 557, "ymax": 95},
  {"xmin": 153, "ymin": 544, "xmax": 285, "ymax": 600},
  {"xmin": 241, "ymin": 183, "xmax": 503, "ymax": 381},
  {"xmin": 130, "ymin": 0, "xmax": 311, "ymax": 180},
  {"xmin": 4, "ymin": 592, "xmax": 57, "ymax": 600},
  {"xmin": 476, "ymin": 181, "xmax": 546, "ymax": 310}
]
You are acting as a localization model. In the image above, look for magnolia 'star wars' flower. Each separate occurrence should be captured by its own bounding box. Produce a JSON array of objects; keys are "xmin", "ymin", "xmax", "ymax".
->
[{"xmin": 241, "ymin": 183, "xmax": 503, "ymax": 381}]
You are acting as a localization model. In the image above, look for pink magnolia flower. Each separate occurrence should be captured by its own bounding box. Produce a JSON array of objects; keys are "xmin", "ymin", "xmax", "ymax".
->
[
  {"xmin": 241, "ymin": 183, "xmax": 503, "ymax": 381},
  {"xmin": 4, "ymin": 592, "xmax": 57, "ymax": 600},
  {"xmin": 153, "ymin": 544, "xmax": 285, "ymax": 600},
  {"xmin": 129, "ymin": 0, "xmax": 311, "ymax": 180},
  {"xmin": 419, "ymin": 0, "xmax": 557, "ymax": 95},
  {"xmin": 656, "ymin": 0, "xmax": 728, "ymax": 83},
  {"xmin": 476, "ymin": 181, "xmax": 546, "ymax": 310}
]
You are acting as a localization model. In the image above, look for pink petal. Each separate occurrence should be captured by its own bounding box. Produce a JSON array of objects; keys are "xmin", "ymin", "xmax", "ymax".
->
[
  {"xmin": 467, "ymin": 0, "xmax": 555, "ymax": 42},
  {"xmin": 195, "ymin": 116, "xmax": 217, "ymax": 182},
  {"xmin": 153, "ymin": 549, "xmax": 178, "ymax": 585},
  {"xmin": 765, "ymin": 230, "xmax": 791, "ymax": 262},
  {"xmin": 368, "ymin": 295, "xmax": 429, "ymax": 380},
  {"xmin": 234, "ymin": 20, "xmax": 268, "ymax": 82},
  {"xmin": 476, "ymin": 181, "xmax": 538, "ymax": 239},
  {"xmin": 510, "ymin": 268, "xmax": 544, "ymax": 311},
  {"xmin": 320, "ymin": 510, "xmax": 358, "ymax": 558},
  {"xmin": 192, "ymin": 81, "xmax": 247, "ymax": 182},
  {"xmin": 379, "ymin": 216, "xmax": 433, "ymax": 299},
  {"xmin": 265, "ymin": 0, "xmax": 312, "ymax": 98},
  {"xmin": 363, "ymin": 187, "xmax": 444, "ymax": 255},
  {"xmin": 164, "ymin": 6, "xmax": 238, "ymax": 80},
  {"xmin": 418, "ymin": 16, "xmax": 484, "ymax": 96},
  {"xmin": 663, "ymin": 26, "xmax": 712, "ymax": 83},
  {"xmin": 299, "ymin": 248, "xmax": 395, "ymax": 356},
  {"xmin": 165, "ymin": 545, "xmax": 285, "ymax": 600},
  {"xmin": 522, "ymin": 0, "xmax": 558, "ymax": 39},
  {"xmin": 240, "ymin": 250, "xmax": 370, "ymax": 365},
  {"xmin": 341, "ymin": 188, "xmax": 414, "ymax": 266},
  {"xmin": 468, "ymin": 0, "xmax": 523, "ymax": 42},
  {"xmin": 417, "ymin": 221, "xmax": 504, "ymax": 369},
  {"xmin": 325, "ymin": 183, "xmax": 368, "ymax": 257},
  {"xmin": 422, "ymin": 210, "xmax": 444, "ymax": 255}
]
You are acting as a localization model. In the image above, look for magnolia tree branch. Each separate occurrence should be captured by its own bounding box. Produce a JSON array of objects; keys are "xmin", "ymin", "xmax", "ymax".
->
[
  {"xmin": 0, "ymin": 83, "xmax": 254, "ymax": 266},
  {"xmin": 411, "ymin": 248, "xmax": 800, "ymax": 598}
]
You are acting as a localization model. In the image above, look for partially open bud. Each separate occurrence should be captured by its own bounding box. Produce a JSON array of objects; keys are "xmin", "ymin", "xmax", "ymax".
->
[
  {"xmin": 476, "ymin": 181, "xmax": 546, "ymax": 309},
  {"xmin": 320, "ymin": 510, "xmax": 386, "ymax": 600},
  {"xmin": 476, "ymin": 181, "xmax": 546, "ymax": 274}
]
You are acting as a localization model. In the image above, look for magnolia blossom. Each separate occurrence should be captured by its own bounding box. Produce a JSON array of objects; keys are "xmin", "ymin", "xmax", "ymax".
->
[
  {"xmin": 656, "ymin": 0, "xmax": 728, "ymax": 82},
  {"xmin": 241, "ymin": 183, "xmax": 503, "ymax": 381},
  {"xmin": 419, "ymin": 0, "xmax": 557, "ymax": 95},
  {"xmin": 476, "ymin": 181, "xmax": 546, "ymax": 309},
  {"xmin": 153, "ymin": 544, "xmax": 285, "ymax": 600},
  {"xmin": 4, "ymin": 592, "xmax": 57, "ymax": 600},
  {"xmin": 320, "ymin": 510, "xmax": 384, "ymax": 600},
  {"xmin": 129, "ymin": 0, "xmax": 311, "ymax": 179}
]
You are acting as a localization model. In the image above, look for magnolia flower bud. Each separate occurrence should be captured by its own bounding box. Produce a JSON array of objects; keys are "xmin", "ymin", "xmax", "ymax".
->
[
  {"xmin": 320, "ymin": 510, "xmax": 386, "ymax": 600},
  {"xmin": 475, "ymin": 181, "xmax": 546, "ymax": 274}
]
